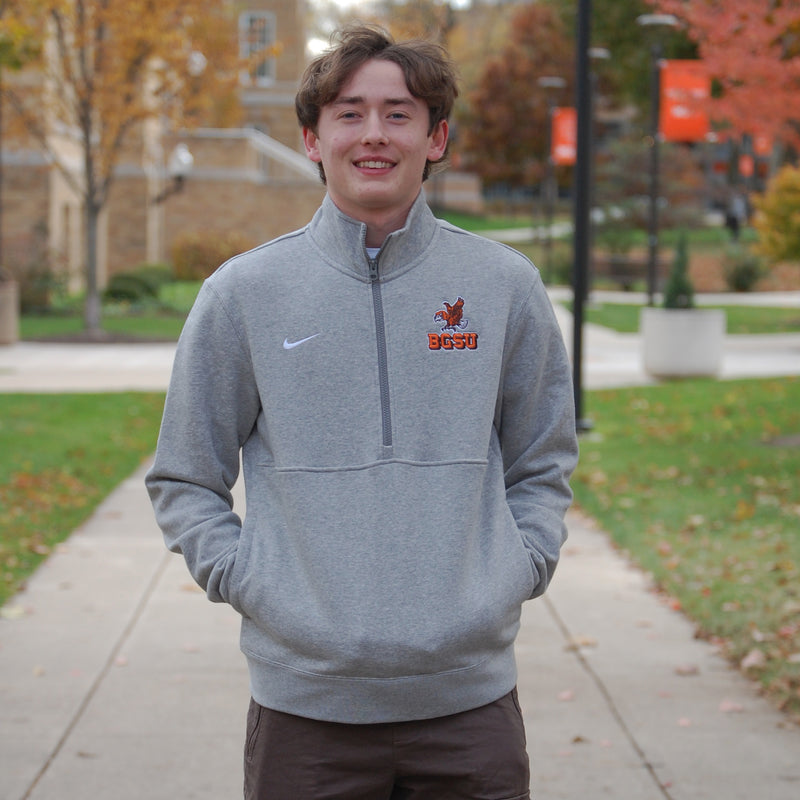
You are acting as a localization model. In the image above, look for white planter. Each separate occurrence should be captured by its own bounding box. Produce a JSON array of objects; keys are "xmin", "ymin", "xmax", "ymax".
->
[{"xmin": 641, "ymin": 307, "xmax": 726, "ymax": 379}]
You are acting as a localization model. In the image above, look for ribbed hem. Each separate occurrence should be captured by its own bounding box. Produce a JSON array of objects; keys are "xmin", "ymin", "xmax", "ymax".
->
[{"xmin": 245, "ymin": 646, "xmax": 518, "ymax": 724}]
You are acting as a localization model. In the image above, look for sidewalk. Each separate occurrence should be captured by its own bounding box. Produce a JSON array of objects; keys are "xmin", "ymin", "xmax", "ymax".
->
[{"xmin": 1, "ymin": 293, "xmax": 799, "ymax": 799}]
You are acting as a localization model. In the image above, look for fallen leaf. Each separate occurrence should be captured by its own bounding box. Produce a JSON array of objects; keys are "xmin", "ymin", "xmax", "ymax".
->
[
  {"xmin": 674, "ymin": 664, "xmax": 699, "ymax": 676},
  {"xmin": 33, "ymin": 665, "xmax": 46, "ymax": 677},
  {"xmin": 740, "ymin": 649, "xmax": 767, "ymax": 671},
  {"xmin": 565, "ymin": 635, "xmax": 598, "ymax": 651},
  {"xmin": 572, "ymin": 735, "xmax": 588, "ymax": 744},
  {"xmin": 719, "ymin": 699, "xmax": 744, "ymax": 713},
  {"xmin": 677, "ymin": 717, "xmax": 692, "ymax": 727},
  {"xmin": 558, "ymin": 689, "xmax": 575, "ymax": 702}
]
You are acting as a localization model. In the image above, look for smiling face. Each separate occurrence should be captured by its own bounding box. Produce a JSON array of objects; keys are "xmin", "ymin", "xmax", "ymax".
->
[{"xmin": 302, "ymin": 58, "xmax": 448, "ymax": 246}]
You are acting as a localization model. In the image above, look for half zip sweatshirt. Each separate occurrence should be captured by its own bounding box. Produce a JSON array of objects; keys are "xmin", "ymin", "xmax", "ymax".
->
[{"xmin": 146, "ymin": 191, "xmax": 578, "ymax": 724}]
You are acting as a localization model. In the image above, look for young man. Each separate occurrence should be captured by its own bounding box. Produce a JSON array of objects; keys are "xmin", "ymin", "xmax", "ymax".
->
[{"xmin": 147, "ymin": 25, "xmax": 578, "ymax": 799}]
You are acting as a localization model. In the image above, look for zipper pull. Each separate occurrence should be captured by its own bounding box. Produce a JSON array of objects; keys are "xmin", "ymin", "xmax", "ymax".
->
[{"xmin": 368, "ymin": 256, "xmax": 379, "ymax": 281}]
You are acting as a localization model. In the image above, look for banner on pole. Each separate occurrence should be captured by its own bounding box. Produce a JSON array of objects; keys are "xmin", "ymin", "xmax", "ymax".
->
[
  {"xmin": 552, "ymin": 107, "xmax": 577, "ymax": 165},
  {"xmin": 659, "ymin": 60, "xmax": 710, "ymax": 143}
]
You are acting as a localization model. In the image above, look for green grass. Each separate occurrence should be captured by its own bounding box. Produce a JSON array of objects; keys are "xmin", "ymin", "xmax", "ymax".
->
[
  {"xmin": 0, "ymin": 393, "xmax": 166, "ymax": 606},
  {"xmin": 21, "ymin": 281, "xmax": 202, "ymax": 341},
  {"xmin": 575, "ymin": 377, "xmax": 800, "ymax": 720},
  {"xmin": 436, "ymin": 209, "xmax": 539, "ymax": 231},
  {"xmin": 563, "ymin": 302, "xmax": 800, "ymax": 335}
]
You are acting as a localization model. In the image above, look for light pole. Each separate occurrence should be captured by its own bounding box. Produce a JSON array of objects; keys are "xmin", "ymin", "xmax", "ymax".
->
[
  {"xmin": 537, "ymin": 75, "xmax": 566, "ymax": 284},
  {"xmin": 637, "ymin": 13, "xmax": 678, "ymax": 306},
  {"xmin": 572, "ymin": 0, "xmax": 592, "ymax": 433}
]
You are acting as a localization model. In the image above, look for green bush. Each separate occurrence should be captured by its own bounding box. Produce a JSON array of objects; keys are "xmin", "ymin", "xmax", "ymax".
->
[
  {"xmin": 133, "ymin": 263, "xmax": 174, "ymax": 291},
  {"xmin": 104, "ymin": 274, "xmax": 154, "ymax": 303},
  {"xmin": 723, "ymin": 245, "xmax": 764, "ymax": 292},
  {"xmin": 171, "ymin": 231, "xmax": 256, "ymax": 281},
  {"xmin": 753, "ymin": 165, "xmax": 800, "ymax": 263},
  {"xmin": 663, "ymin": 234, "xmax": 694, "ymax": 309},
  {"xmin": 103, "ymin": 264, "xmax": 173, "ymax": 303}
]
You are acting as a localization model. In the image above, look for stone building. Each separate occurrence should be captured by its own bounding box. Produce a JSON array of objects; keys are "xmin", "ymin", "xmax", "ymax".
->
[
  {"xmin": 0, "ymin": 0, "xmax": 482, "ymax": 300},
  {"xmin": 1, "ymin": 0, "xmax": 324, "ymax": 294}
]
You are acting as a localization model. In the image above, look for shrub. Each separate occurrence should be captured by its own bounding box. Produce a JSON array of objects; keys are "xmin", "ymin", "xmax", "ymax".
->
[
  {"xmin": 663, "ymin": 234, "xmax": 694, "ymax": 309},
  {"xmin": 103, "ymin": 264, "xmax": 173, "ymax": 303},
  {"xmin": 753, "ymin": 165, "xmax": 800, "ymax": 263},
  {"xmin": 134, "ymin": 263, "xmax": 174, "ymax": 292},
  {"xmin": 104, "ymin": 274, "xmax": 156, "ymax": 303},
  {"xmin": 723, "ymin": 245, "xmax": 764, "ymax": 292},
  {"xmin": 170, "ymin": 231, "xmax": 256, "ymax": 281}
]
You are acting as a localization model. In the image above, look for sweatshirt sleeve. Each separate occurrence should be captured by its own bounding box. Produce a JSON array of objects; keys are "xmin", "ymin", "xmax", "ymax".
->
[
  {"xmin": 145, "ymin": 279, "xmax": 261, "ymax": 604},
  {"xmin": 497, "ymin": 275, "xmax": 578, "ymax": 598}
]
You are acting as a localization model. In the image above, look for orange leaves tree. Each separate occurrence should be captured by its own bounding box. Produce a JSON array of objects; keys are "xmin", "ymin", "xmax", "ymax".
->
[
  {"xmin": 650, "ymin": 0, "xmax": 800, "ymax": 148},
  {"xmin": 459, "ymin": 2, "xmax": 574, "ymax": 191},
  {"xmin": 0, "ymin": 0, "xmax": 241, "ymax": 333}
]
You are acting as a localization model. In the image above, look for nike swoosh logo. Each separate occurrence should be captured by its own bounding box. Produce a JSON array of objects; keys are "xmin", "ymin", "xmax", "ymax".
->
[{"xmin": 283, "ymin": 333, "xmax": 321, "ymax": 350}]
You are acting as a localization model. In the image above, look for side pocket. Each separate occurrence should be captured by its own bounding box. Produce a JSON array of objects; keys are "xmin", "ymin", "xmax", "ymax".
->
[{"xmin": 245, "ymin": 698, "xmax": 264, "ymax": 764}]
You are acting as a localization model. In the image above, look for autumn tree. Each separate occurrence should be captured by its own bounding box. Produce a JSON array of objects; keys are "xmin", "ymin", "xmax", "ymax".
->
[
  {"xmin": 460, "ymin": 2, "xmax": 574, "ymax": 190},
  {"xmin": 370, "ymin": 0, "xmax": 455, "ymax": 41},
  {"xmin": 650, "ymin": 0, "xmax": 800, "ymax": 148},
  {"xmin": 0, "ymin": 0, "xmax": 242, "ymax": 334},
  {"xmin": 0, "ymin": 1, "xmax": 38, "ymax": 271}
]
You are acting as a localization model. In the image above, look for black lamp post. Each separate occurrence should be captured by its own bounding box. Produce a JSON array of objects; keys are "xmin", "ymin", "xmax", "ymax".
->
[
  {"xmin": 636, "ymin": 13, "xmax": 679, "ymax": 306},
  {"xmin": 572, "ymin": 0, "xmax": 592, "ymax": 433}
]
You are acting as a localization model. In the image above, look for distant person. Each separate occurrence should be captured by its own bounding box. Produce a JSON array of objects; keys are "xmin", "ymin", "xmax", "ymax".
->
[
  {"xmin": 726, "ymin": 190, "xmax": 748, "ymax": 240},
  {"xmin": 147, "ymin": 24, "xmax": 578, "ymax": 799}
]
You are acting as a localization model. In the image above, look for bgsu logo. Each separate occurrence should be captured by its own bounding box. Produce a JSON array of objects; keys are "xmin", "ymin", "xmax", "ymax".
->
[{"xmin": 429, "ymin": 297, "xmax": 478, "ymax": 350}]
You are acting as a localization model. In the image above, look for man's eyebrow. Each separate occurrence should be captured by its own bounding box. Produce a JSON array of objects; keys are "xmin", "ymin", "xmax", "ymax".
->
[{"xmin": 332, "ymin": 96, "xmax": 416, "ymax": 107}]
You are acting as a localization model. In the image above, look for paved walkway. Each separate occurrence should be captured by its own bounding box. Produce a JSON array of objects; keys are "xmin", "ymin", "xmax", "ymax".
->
[{"xmin": 1, "ymin": 291, "xmax": 799, "ymax": 799}]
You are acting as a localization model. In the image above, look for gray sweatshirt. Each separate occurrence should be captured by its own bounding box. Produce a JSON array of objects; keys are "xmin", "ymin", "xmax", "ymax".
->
[{"xmin": 146, "ymin": 192, "xmax": 578, "ymax": 724}]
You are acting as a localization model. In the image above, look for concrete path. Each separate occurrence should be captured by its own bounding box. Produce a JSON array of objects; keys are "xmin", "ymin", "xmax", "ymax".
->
[{"xmin": 1, "ymin": 291, "xmax": 798, "ymax": 799}]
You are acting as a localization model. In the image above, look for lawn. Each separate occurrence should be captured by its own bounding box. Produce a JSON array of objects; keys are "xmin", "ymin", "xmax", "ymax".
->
[
  {"xmin": 20, "ymin": 280, "xmax": 202, "ymax": 342},
  {"xmin": 0, "ymin": 393, "xmax": 166, "ymax": 607},
  {"xmin": 564, "ymin": 301, "xmax": 800, "ymax": 335},
  {"xmin": 574, "ymin": 376, "xmax": 800, "ymax": 721}
]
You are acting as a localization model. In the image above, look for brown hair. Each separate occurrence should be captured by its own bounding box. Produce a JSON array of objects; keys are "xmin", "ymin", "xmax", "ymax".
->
[{"xmin": 296, "ymin": 25, "xmax": 459, "ymax": 182}]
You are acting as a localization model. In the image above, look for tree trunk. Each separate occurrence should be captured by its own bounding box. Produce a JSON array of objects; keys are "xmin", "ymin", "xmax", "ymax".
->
[{"xmin": 84, "ymin": 200, "xmax": 102, "ymax": 334}]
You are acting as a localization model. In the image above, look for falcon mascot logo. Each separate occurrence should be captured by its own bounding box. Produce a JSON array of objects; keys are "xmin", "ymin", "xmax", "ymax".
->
[{"xmin": 429, "ymin": 297, "xmax": 478, "ymax": 350}]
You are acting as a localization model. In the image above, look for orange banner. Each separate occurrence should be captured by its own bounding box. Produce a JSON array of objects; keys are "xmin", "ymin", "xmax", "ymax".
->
[
  {"xmin": 659, "ymin": 60, "xmax": 710, "ymax": 143},
  {"xmin": 552, "ymin": 107, "xmax": 576, "ymax": 166},
  {"xmin": 753, "ymin": 133, "xmax": 772, "ymax": 157}
]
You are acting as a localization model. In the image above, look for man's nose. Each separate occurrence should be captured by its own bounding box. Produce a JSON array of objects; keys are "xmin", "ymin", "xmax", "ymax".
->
[{"xmin": 361, "ymin": 112, "xmax": 389, "ymax": 145}]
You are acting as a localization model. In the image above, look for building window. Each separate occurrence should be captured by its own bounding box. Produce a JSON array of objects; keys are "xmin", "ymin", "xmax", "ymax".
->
[{"xmin": 239, "ymin": 11, "xmax": 276, "ymax": 86}]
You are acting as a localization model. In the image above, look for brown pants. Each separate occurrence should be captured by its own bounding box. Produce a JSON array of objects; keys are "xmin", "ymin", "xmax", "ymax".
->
[{"xmin": 243, "ymin": 689, "xmax": 530, "ymax": 799}]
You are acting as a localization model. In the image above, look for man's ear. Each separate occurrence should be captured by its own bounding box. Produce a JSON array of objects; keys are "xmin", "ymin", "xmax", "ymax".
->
[
  {"xmin": 427, "ymin": 120, "xmax": 449, "ymax": 162},
  {"xmin": 303, "ymin": 127, "xmax": 322, "ymax": 163}
]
